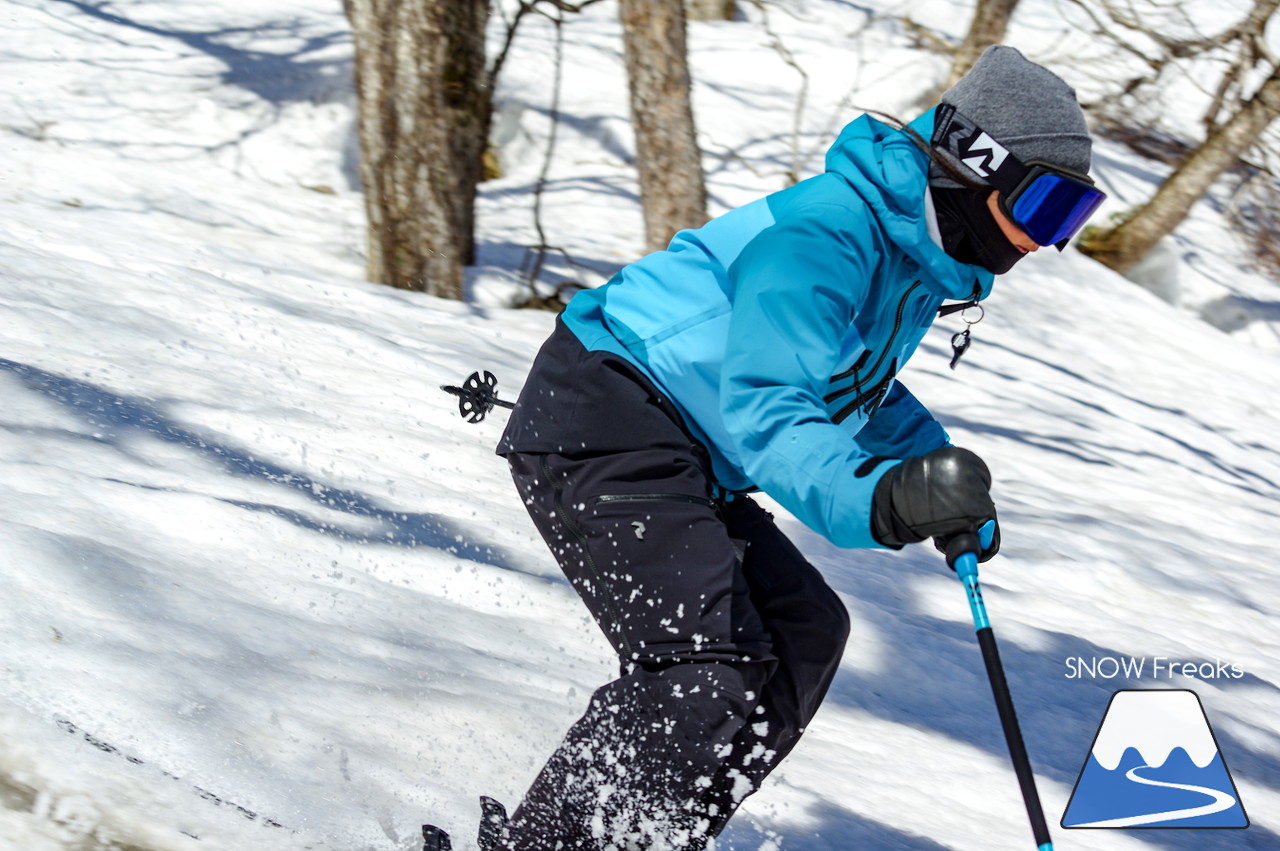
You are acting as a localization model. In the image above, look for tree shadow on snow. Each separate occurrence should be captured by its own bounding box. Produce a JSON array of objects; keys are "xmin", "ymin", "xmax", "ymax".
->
[
  {"xmin": 48, "ymin": 0, "xmax": 353, "ymax": 107},
  {"xmin": 923, "ymin": 335, "xmax": 1280, "ymax": 503},
  {"xmin": 0, "ymin": 357, "xmax": 517, "ymax": 571},
  {"xmin": 47, "ymin": 0, "xmax": 363, "ymax": 190},
  {"xmin": 718, "ymin": 806, "xmax": 956, "ymax": 851}
]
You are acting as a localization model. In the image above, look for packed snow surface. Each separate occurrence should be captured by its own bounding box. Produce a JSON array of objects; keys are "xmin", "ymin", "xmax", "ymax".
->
[{"xmin": 2, "ymin": 0, "xmax": 1278, "ymax": 849}]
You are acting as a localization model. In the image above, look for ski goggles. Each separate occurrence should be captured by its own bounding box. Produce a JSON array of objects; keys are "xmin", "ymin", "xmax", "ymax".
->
[
  {"xmin": 931, "ymin": 104, "xmax": 1106, "ymax": 250},
  {"xmin": 999, "ymin": 162, "xmax": 1106, "ymax": 249}
]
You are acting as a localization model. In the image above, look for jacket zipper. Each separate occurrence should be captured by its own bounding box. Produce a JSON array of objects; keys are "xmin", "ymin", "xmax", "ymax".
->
[
  {"xmin": 830, "ymin": 349, "xmax": 871, "ymax": 384},
  {"xmin": 833, "ymin": 358, "xmax": 897, "ymax": 424},
  {"xmin": 825, "ymin": 281, "xmax": 922, "ymax": 415}
]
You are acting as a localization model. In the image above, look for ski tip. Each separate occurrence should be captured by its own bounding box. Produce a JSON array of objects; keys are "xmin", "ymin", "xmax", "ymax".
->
[
  {"xmin": 422, "ymin": 823, "xmax": 452, "ymax": 851},
  {"xmin": 480, "ymin": 795, "xmax": 508, "ymax": 819},
  {"xmin": 478, "ymin": 796, "xmax": 509, "ymax": 850}
]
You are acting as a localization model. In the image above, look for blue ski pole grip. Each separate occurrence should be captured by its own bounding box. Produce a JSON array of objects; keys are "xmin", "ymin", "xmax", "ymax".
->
[
  {"xmin": 945, "ymin": 520, "xmax": 997, "ymax": 575},
  {"xmin": 945, "ymin": 531, "xmax": 980, "ymax": 575}
]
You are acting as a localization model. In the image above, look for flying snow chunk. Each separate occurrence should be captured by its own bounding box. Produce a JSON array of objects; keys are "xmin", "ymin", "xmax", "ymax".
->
[{"xmin": 1061, "ymin": 689, "xmax": 1249, "ymax": 829}]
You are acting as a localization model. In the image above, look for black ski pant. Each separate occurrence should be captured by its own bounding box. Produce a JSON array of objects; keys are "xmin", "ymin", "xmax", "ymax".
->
[{"xmin": 499, "ymin": 443, "xmax": 851, "ymax": 850}]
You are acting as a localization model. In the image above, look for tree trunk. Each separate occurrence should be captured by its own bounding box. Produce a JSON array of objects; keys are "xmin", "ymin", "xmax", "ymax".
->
[
  {"xmin": 945, "ymin": 0, "xmax": 1021, "ymax": 90},
  {"xmin": 619, "ymin": 0, "xmax": 708, "ymax": 254},
  {"xmin": 344, "ymin": 0, "xmax": 490, "ymax": 299},
  {"xmin": 1080, "ymin": 67, "xmax": 1280, "ymax": 275},
  {"xmin": 686, "ymin": 0, "xmax": 734, "ymax": 21}
]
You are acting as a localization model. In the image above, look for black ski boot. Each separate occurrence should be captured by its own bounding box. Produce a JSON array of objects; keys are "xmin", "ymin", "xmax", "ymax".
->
[
  {"xmin": 423, "ymin": 797, "xmax": 508, "ymax": 851},
  {"xmin": 421, "ymin": 824, "xmax": 451, "ymax": 851}
]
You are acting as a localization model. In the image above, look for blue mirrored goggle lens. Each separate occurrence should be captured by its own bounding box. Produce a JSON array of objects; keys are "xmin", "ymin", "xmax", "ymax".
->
[{"xmin": 1010, "ymin": 173, "xmax": 1106, "ymax": 246}]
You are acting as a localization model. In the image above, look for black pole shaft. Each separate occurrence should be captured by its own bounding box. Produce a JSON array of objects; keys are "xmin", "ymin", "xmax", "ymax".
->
[{"xmin": 976, "ymin": 626, "xmax": 1053, "ymax": 848}]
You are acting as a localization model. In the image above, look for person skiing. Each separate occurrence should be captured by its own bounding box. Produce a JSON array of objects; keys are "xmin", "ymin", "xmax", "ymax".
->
[{"xmin": 492, "ymin": 45, "xmax": 1104, "ymax": 850}]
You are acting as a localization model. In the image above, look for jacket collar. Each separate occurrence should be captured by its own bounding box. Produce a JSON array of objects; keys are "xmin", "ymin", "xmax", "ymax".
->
[{"xmin": 825, "ymin": 107, "xmax": 995, "ymax": 303}]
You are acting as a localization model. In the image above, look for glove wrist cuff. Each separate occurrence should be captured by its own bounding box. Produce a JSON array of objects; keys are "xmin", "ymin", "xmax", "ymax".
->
[{"xmin": 871, "ymin": 471, "xmax": 915, "ymax": 549}]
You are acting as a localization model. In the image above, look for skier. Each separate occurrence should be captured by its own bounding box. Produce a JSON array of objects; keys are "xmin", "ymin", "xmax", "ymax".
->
[{"xmin": 492, "ymin": 46, "xmax": 1104, "ymax": 849}]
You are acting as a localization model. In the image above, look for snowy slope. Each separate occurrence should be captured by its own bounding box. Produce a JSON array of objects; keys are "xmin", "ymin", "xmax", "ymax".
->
[{"xmin": 2, "ymin": 1, "xmax": 1278, "ymax": 849}]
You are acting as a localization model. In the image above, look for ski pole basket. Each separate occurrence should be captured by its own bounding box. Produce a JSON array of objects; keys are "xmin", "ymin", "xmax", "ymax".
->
[{"xmin": 441, "ymin": 371, "xmax": 515, "ymax": 424}]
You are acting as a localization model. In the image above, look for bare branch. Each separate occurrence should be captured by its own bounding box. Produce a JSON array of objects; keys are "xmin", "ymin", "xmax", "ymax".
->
[
  {"xmin": 487, "ymin": 3, "xmax": 536, "ymax": 91},
  {"xmin": 748, "ymin": 0, "xmax": 809, "ymax": 184}
]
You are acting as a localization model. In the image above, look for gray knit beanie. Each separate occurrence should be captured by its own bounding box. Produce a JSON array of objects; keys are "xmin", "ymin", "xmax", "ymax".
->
[{"xmin": 931, "ymin": 46, "xmax": 1092, "ymax": 189}]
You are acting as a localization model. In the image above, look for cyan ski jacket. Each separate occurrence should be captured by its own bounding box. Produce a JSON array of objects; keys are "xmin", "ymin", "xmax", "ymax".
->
[{"xmin": 560, "ymin": 106, "xmax": 995, "ymax": 549}]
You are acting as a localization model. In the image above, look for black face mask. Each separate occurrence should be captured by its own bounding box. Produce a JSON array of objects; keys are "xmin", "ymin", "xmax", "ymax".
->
[{"xmin": 932, "ymin": 186, "xmax": 1027, "ymax": 275}]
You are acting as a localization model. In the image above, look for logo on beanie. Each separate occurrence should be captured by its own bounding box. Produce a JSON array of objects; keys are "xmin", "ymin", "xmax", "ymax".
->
[
  {"xmin": 933, "ymin": 103, "xmax": 1011, "ymax": 181},
  {"xmin": 959, "ymin": 132, "xmax": 1009, "ymax": 178}
]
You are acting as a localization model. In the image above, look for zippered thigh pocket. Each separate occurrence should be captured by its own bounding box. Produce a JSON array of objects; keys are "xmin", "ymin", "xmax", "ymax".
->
[{"xmin": 594, "ymin": 493, "xmax": 717, "ymax": 509}]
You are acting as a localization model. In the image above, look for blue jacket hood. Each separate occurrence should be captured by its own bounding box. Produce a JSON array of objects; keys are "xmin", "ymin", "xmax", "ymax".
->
[{"xmin": 824, "ymin": 107, "xmax": 994, "ymax": 302}]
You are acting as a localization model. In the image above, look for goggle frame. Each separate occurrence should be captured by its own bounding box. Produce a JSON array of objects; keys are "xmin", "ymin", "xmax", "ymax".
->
[{"xmin": 999, "ymin": 161, "xmax": 1107, "ymax": 250}]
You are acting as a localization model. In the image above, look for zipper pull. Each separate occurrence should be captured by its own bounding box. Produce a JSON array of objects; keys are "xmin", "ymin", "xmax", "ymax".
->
[{"xmin": 937, "ymin": 299, "xmax": 977, "ymax": 318}]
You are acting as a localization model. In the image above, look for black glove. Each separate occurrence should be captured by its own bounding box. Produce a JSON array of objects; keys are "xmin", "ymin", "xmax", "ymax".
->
[{"xmin": 871, "ymin": 446, "xmax": 1001, "ymax": 562}]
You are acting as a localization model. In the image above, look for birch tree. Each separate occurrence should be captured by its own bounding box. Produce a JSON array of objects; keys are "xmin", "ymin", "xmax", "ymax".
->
[
  {"xmin": 1082, "ymin": 68, "xmax": 1280, "ymax": 273},
  {"xmin": 344, "ymin": 0, "xmax": 490, "ymax": 299},
  {"xmin": 618, "ymin": 0, "xmax": 708, "ymax": 253},
  {"xmin": 1075, "ymin": 0, "xmax": 1280, "ymax": 273},
  {"xmin": 944, "ymin": 0, "xmax": 1021, "ymax": 89},
  {"xmin": 686, "ymin": 0, "xmax": 735, "ymax": 20}
]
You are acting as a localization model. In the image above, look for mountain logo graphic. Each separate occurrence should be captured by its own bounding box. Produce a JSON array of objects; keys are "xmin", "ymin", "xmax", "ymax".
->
[{"xmin": 1062, "ymin": 689, "xmax": 1249, "ymax": 829}]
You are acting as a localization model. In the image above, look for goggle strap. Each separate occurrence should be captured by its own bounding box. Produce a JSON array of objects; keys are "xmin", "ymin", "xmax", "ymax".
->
[{"xmin": 931, "ymin": 103, "xmax": 1030, "ymax": 197}]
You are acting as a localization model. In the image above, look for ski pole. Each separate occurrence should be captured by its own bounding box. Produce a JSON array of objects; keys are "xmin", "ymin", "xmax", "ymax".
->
[{"xmin": 945, "ymin": 522, "xmax": 1054, "ymax": 851}]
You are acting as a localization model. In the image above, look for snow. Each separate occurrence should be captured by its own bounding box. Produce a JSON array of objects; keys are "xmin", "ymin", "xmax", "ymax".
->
[{"xmin": 2, "ymin": 0, "xmax": 1278, "ymax": 849}]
